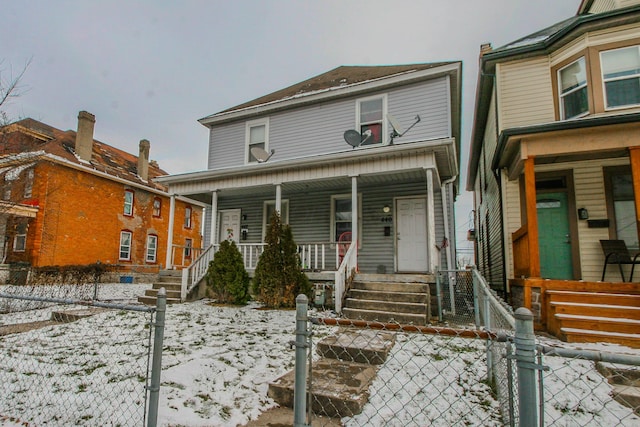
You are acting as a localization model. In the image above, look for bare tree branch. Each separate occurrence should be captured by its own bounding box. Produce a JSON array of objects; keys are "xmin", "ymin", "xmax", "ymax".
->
[{"xmin": 0, "ymin": 57, "xmax": 32, "ymax": 124}]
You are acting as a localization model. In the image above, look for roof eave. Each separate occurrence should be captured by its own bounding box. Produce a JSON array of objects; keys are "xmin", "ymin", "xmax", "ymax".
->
[{"xmin": 198, "ymin": 62, "xmax": 462, "ymax": 127}]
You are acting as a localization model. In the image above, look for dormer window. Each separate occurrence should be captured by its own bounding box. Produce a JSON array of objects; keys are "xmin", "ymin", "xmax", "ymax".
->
[
  {"xmin": 601, "ymin": 45, "xmax": 640, "ymax": 109},
  {"xmin": 357, "ymin": 95, "xmax": 386, "ymax": 145},
  {"xmin": 558, "ymin": 57, "xmax": 588, "ymax": 119},
  {"xmin": 246, "ymin": 118, "xmax": 269, "ymax": 163}
]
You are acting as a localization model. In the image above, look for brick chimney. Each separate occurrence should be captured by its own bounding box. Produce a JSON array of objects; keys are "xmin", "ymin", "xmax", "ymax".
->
[
  {"xmin": 480, "ymin": 43, "xmax": 493, "ymax": 56},
  {"xmin": 138, "ymin": 139, "xmax": 150, "ymax": 181},
  {"xmin": 75, "ymin": 111, "xmax": 95, "ymax": 162}
]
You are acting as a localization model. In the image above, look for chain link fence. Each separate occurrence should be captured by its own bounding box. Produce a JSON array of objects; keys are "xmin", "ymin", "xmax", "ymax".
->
[{"xmin": 0, "ymin": 288, "xmax": 165, "ymax": 426}]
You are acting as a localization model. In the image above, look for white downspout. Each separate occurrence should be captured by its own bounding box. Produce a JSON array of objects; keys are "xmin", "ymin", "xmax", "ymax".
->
[
  {"xmin": 441, "ymin": 175, "xmax": 457, "ymax": 270},
  {"xmin": 165, "ymin": 195, "xmax": 176, "ymax": 270}
]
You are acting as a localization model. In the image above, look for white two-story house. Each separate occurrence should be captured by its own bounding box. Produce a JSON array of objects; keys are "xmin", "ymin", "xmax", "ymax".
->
[{"xmin": 158, "ymin": 63, "xmax": 461, "ymax": 311}]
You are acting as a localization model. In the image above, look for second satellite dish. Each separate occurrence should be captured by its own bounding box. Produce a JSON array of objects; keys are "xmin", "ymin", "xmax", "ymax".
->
[
  {"xmin": 388, "ymin": 113, "xmax": 421, "ymax": 144},
  {"xmin": 250, "ymin": 147, "xmax": 275, "ymax": 163}
]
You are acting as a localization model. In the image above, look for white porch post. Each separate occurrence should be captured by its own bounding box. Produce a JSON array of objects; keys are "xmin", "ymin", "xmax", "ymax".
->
[
  {"xmin": 426, "ymin": 169, "xmax": 437, "ymax": 273},
  {"xmin": 209, "ymin": 190, "xmax": 218, "ymax": 246},
  {"xmin": 275, "ymin": 183, "xmax": 282, "ymax": 214},
  {"xmin": 351, "ymin": 175, "xmax": 358, "ymax": 244},
  {"xmin": 165, "ymin": 195, "xmax": 176, "ymax": 270}
]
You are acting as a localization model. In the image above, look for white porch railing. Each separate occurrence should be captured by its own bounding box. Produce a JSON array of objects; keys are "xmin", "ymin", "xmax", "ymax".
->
[
  {"xmin": 334, "ymin": 240, "xmax": 357, "ymax": 314},
  {"xmin": 181, "ymin": 242, "xmax": 343, "ymax": 301}
]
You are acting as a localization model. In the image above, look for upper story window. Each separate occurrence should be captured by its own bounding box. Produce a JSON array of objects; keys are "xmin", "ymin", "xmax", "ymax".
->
[
  {"xmin": 184, "ymin": 206, "xmax": 192, "ymax": 229},
  {"xmin": 124, "ymin": 190, "xmax": 134, "ymax": 216},
  {"xmin": 246, "ymin": 118, "xmax": 269, "ymax": 164},
  {"xmin": 357, "ymin": 95, "xmax": 386, "ymax": 145},
  {"xmin": 558, "ymin": 57, "xmax": 588, "ymax": 119},
  {"xmin": 153, "ymin": 197, "xmax": 162, "ymax": 217},
  {"xmin": 601, "ymin": 45, "xmax": 640, "ymax": 109}
]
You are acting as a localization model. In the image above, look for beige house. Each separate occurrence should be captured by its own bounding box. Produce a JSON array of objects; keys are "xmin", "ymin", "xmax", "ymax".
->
[{"xmin": 468, "ymin": 0, "xmax": 640, "ymax": 346}]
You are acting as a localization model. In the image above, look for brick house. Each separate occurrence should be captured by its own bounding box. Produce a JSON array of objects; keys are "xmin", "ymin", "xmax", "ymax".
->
[{"xmin": 0, "ymin": 111, "xmax": 202, "ymax": 276}]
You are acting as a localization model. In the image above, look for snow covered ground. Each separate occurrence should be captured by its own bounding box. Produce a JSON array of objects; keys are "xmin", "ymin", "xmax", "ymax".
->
[{"xmin": 0, "ymin": 283, "xmax": 638, "ymax": 426}]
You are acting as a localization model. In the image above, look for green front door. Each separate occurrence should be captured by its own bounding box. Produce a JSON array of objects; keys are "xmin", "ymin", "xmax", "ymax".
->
[{"xmin": 537, "ymin": 192, "xmax": 573, "ymax": 279}]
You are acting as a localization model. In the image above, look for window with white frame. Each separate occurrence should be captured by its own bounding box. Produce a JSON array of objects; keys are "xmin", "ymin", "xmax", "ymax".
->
[
  {"xmin": 330, "ymin": 194, "xmax": 362, "ymax": 243},
  {"xmin": 601, "ymin": 45, "xmax": 640, "ymax": 109},
  {"xmin": 184, "ymin": 206, "xmax": 192, "ymax": 229},
  {"xmin": 119, "ymin": 230, "xmax": 132, "ymax": 260},
  {"xmin": 24, "ymin": 169, "xmax": 34, "ymax": 198},
  {"xmin": 558, "ymin": 57, "xmax": 589, "ymax": 119},
  {"xmin": 262, "ymin": 200, "xmax": 289, "ymax": 240},
  {"xmin": 357, "ymin": 95, "xmax": 386, "ymax": 145},
  {"xmin": 124, "ymin": 190, "xmax": 134, "ymax": 216},
  {"xmin": 146, "ymin": 234, "xmax": 158, "ymax": 263},
  {"xmin": 153, "ymin": 197, "xmax": 162, "ymax": 217},
  {"xmin": 13, "ymin": 234, "xmax": 26, "ymax": 252},
  {"xmin": 246, "ymin": 119, "xmax": 269, "ymax": 163}
]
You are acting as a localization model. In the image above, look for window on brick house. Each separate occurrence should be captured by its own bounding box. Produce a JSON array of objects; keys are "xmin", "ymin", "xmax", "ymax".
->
[
  {"xmin": 124, "ymin": 190, "xmax": 134, "ymax": 216},
  {"xmin": 184, "ymin": 206, "xmax": 192, "ymax": 229},
  {"xmin": 146, "ymin": 234, "xmax": 158, "ymax": 263},
  {"xmin": 24, "ymin": 169, "xmax": 34, "ymax": 198},
  {"xmin": 119, "ymin": 230, "xmax": 132, "ymax": 260},
  {"xmin": 13, "ymin": 234, "xmax": 26, "ymax": 252},
  {"xmin": 153, "ymin": 198, "xmax": 162, "ymax": 217},
  {"xmin": 184, "ymin": 238, "xmax": 193, "ymax": 259}
]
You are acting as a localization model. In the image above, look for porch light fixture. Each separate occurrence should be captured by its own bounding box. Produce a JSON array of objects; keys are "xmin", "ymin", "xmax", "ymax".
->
[
  {"xmin": 578, "ymin": 208, "xmax": 589, "ymax": 220},
  {"xmin": 383, "ymin": 205, "xmax": 391, "ymax": 213}
]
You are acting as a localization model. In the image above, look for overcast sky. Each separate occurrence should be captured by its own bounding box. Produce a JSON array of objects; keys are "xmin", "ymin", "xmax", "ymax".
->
[{"xmin": 2, "ymin": 0, "xmax": 579, "ymax": 259}]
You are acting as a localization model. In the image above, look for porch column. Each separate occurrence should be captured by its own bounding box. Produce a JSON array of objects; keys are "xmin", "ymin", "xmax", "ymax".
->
[
  {"xmin": 209, "ymin": 190, "xmax": 218, "ymax": 246},
  {"xmin": 524, "ymin": 157, "xmax": 541, "ymax": 277},
  {"xmin": 165, "ymin": 194, "xmax": 176, "ymax": 270},
  {"xmin": 426, "ymin": 169, "xmax": 437, "ymax": 272},
  {"xmin": 629, "ymin": 147, "xmax": 640, "ymax": 239},
  {"xmin": 351, "ymin": 176, "xmax": 358, "ymax": 244},
  {"xmin": 275, "ymin": 183, "xmax": 282, "ymax": 214}
]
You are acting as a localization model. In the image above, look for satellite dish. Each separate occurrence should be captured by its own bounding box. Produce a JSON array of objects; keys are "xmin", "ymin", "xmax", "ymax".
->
[
  {"xmin": 250, "ymin": 147, "xmax": 275, "ymax": 163},
  {"xmin": 343, "ymin": 129, "xmax": 372, "ymax": 148},
  {"xmin": 387, "ymin": 113, "xmax": 421, "ymax": 144}
]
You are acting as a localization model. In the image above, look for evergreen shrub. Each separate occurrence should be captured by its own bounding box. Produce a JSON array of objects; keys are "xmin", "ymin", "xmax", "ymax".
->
[{"xmin": 206, "ymin": 240, "xmax": 250, "ymax": 305}]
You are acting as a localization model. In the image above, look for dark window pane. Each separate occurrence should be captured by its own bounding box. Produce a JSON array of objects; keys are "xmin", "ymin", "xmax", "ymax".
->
[
  {"xmin": 562, "ymin": 86, "xmax": 588, "ymax": 118},
  {"xmin": 605, "ymin": 78, "xmax": 640, "ymax": 108}
]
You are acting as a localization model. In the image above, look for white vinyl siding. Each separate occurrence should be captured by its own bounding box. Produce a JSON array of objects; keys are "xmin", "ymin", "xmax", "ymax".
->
[
  {"xmin": 497, "ymin": 57, "xmax": 556, "ymax": 129},
  {"xmin": 207, "ymin": 78, "xmax": 451, "ymax": 169}
]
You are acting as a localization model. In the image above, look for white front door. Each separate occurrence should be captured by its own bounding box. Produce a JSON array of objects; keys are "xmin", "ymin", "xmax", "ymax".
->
[
  {"xmin": 396, "ymin": 198, "xmax": 428, "ymax": 272},
  {"xmin": 219, "ymin": 209, "xmax": 241, "ymax": 244}
]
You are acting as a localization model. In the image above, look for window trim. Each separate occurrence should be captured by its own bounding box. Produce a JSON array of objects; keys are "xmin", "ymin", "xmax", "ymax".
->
[
  {"xmin": 24, "ymin": 168, "xmax": 34, "ymax": 199},
  {"xmin": 557, "ymin": 56, "xmax": 590, "ymax": 120},
  {"xmin": 119, "ymin": 230, "xmax": 133, "ymax": 261},
  {"xmin": 604, "ymin": 165, "xmax": 638, "ymax": 250},
  {"xmin": 124, "ymin": 190, "xmax": 134, "ymax": 217},
  {"xmin": 245, "ymin": 118, "xmax": 270, "ymax": 165},
  {"xmin": 146, "ymin": 234, "xmax": 158, "ymax": 263},
  {"xmin": 355, "ymin": 94, "xmax": 388, "ymax": 146},
  {"xmin": 600, "ymin": 44, "xmax": 640, "ymax": 111},
  {"xmin": 330, "ymin": 193, "xmax": 362, "ymax": 246},
  {"xmin": 152, "ymin": 197, "xmax": 162, "ymax": 218},
  {"xmin": 13, "ymin": 234, "xmax": 26, "ymax": 252},
  {"xmin": 184, "ymin": 205, "xmax": 193, "ymax": 229}
]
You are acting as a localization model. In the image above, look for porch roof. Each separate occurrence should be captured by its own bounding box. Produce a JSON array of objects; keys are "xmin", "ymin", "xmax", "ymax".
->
[
  {"xmin": 492, "ymin": 112, "xmax": 640, "ymax": 180},
  {"xmin": 157, "ymin": 137, "xmax": 455, "ymax": 202}
]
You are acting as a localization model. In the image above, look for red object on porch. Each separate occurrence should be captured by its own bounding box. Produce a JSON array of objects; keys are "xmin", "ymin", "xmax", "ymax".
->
[{"xmin": 338, "ymin": 231, "xmax": 352, "ymax": 264}]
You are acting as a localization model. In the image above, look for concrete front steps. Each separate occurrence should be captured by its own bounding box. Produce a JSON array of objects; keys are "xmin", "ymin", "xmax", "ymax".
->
[
  {"xmin": 342, "ymin": 273, "xmax": 433, "ymax": 326},
  {"xmin": 268, "ymin": 328, "xmax": 395, "ymax": 418},
  {"xmin": 547, "ymin": 290, "xmax": 640, "ymax": 349},
  {"xmin": 137, "ymin": 270, "xmax": 182, "ymax": 305}
]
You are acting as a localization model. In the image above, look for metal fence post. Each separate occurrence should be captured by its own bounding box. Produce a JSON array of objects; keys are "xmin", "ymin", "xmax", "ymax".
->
[
  {"xmin": 435, "ymin": 270, "xmax": 443, "ymax": 322},
  {"xmin": 472, "ymin": 269, "xmax": 481, "ymax": 328},
  {"xmin": 514, "ymin": 307, "xmax": 537, "ymax": 427},
  {"xmin": 294, "ymin": 294, "xmax": 309, "ymax": 427},
  {"xmin": 147, "ymin": 288, "xmax": 166, "ymax": 427}
]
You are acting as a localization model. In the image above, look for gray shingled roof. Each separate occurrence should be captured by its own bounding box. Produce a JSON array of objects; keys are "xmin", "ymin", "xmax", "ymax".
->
[{"xmin": 200, "ymin": 62, "xmax": 456, "ymax": 121}]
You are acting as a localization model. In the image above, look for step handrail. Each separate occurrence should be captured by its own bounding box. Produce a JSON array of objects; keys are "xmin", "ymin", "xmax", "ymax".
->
[
  {"xmin": 334, "ymin": 239, "xmax": 357, "ymax": 313},
  {"xmin": 182, "ymin": 244, "xmax": 218, "ymax": 301}
]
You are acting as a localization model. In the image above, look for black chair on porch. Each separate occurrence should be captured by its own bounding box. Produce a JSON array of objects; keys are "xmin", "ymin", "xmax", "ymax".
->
[{"xmin": 600, "ymin": 239, "xmax": 640, "ymax": 282}]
